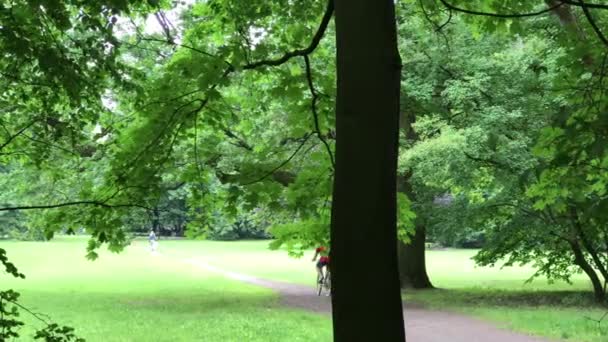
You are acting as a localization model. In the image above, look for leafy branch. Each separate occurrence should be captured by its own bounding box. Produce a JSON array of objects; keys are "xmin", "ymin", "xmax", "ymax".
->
[
  {"xmin": 241, "ymin": 0, "xmax": 334, "ymax": 71},
  {"xmin": 578, "ymin": 0, "xmax": 608, "ymax": 48},
  {"xmin": 304, "ymin": 55, "xmax": 335, "ymax": 169},
  {"xmin": 438, "ymin": 0, "xmax": 564, "ymax": 18},
  {"xmin": 438, "ymin": 0, "xmax": 608, "ymax": 48},
  {"xmin": 0, "ymin": 200, "xmax": 152, "ymax": 212},
  {"xmin": 241, "ymin": 133, "xmax": 313, "ymax": 186},
  {"xmin": 0, "ymin": 119, "xmax": 38, "ymax": 152}
]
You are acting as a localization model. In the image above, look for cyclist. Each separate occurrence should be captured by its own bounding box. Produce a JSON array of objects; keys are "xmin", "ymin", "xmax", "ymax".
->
[{"xmin": 312, "ymin": 246, "xmax": 330, "ymax": 283}]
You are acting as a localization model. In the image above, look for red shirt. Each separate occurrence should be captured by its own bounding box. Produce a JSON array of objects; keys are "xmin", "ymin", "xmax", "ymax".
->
[{"xmin": 316, "ymin": 246, "xmax": 330, "ymax": 263}]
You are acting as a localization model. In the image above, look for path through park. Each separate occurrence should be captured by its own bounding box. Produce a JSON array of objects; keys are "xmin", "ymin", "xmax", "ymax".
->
[{"xmin": 184, "ymin": 259, "xmax": 555, "ymax": 342}]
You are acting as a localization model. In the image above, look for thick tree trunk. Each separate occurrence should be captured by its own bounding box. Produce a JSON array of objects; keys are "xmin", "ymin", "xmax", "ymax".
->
[
  {"xmin": 396, "ymin": 104, "xmax": 433, "ymax": 289},
  {"xmin": 330, "ymin": 0, "xmax": 405, "ymax": 340},
  {"xmin": 396, "ymin": 171, "xmax": 433, "ymax": 289},
  {"xmin": 397, "ymin": 225, "xmax": 433, "ymax": 289}
]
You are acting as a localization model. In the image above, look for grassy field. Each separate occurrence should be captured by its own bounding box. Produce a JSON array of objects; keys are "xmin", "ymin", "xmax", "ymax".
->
[
  {"xmin": 0, "ymin": 237, "xmax": 332, "ymax": 341},
  {"xmin": 2, "ymin": 237, "xmax": 608, "ymax": 341},
  {"xmin": 159, "ymin": 239, "xmax": 608, "ymax": 342},
  {"xmin": 161, "ymin": 239, "xmax": 593, "ymax": 289}
]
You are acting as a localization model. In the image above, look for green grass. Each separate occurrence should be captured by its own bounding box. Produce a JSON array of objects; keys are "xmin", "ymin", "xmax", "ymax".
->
[
  {"xmin": 0, "ymin": 237, "xmax": 332, "ymax": 341},
  {"xmin": 161, "ymin": 240, "xmax": 608, "ymax": 342},
  {"xmin": 160, "ymin": 240, "xmax": 594, "ymax": 290},
  {"xmin": 4, "ymin": 237, "xmax": 608, "ymax": 342}
]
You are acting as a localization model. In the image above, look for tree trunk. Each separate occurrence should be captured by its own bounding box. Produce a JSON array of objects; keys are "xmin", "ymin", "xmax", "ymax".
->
[
  {"xmin": 397, "ymin": 225, "xmax": 433, "ymax": 289},
  {"xmin": 569, "ymin": 240, "xmax": 605, "ymax": 302},
  {"xmin": 331, "ymin": 0, "xmax": 405, "ymax": 340},
  {"xmin": 570, "ymin": 208, "xmax": 608, "ymax": 284},
  {"xmin": 396, "ymin": 171, "xmax": 432, "ymax": 289},
  {"xmin": 152, "ymin": 207, "xmax": 160, "ymax": 233},
  {"xmin": 396, "ymin": 103, "xmax": 433, "ymax": 289}
]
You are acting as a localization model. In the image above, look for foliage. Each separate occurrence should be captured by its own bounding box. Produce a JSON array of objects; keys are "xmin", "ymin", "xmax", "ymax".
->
[
  {"xmin": 189, "ymin": 210, "xmax": 270, "ymax": 241},
  {"xmin": 397, "ymin": 193, "xmax": 417, "ymax": 243},
  {"xmin": 34, "ymin": 324, "xmax": 84, "ymax": 342},
  {"xmin": 0, "ymin": 289, "xmax": 24, "ymax": 340},
  {"xmin": 0, "ymin": 209, "xmax": 25, "ymax": 239},
  {"xmin": 396, "ymin": 3, "xmax": 608, "ymax": 301},
  {"xmin": 268, "ymin": 217, "xmax": 329, "ymax": 257}
]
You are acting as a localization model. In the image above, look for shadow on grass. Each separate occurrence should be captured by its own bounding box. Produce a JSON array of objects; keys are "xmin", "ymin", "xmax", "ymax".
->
[
  {"xmin": 118, "ymin": 291, "xmax": 280, "ymax": 313},
  {"xmin": 404, "ymin": 288, "xmax": 605, "ymax": 308}
]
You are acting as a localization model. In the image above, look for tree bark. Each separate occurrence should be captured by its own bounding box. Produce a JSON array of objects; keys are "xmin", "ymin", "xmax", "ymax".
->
[
  {"xmin": 152, "ymin": 207, "xmax": 160, "ymax": 233},
  {"xmin": 397, "ymin": 224, "xmax": 433, "ymax": 289},
  {"xmin": 396, "ymin": 110, "xmax": 433, "ymax": 289},
  {"xmin": 569, "ymin": 240, "xmax": 605, "ymax": 302},
  {"xmin": 571, "ymin": 210, "xmax": 608, "ymax": 285},
  {"xmin": 331, "ymin": 0, "xmax": 405, "ymax": 340}
]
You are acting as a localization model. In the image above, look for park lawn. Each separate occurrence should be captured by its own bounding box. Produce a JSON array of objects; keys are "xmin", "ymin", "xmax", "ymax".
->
[
  {"xmin": 159, "ymin": 239, "xmax": 607, "ymax": 342},
  {"xmin": 0, "ymin": 237, "xmax": 332, "ymax": 342},
  {"xmin": 159, "ymin": 239, "xmax": 594, "ymax": 290},
  {"xmin": 4, "ymin": 237, "xmax": 608, "ymax": 341}
]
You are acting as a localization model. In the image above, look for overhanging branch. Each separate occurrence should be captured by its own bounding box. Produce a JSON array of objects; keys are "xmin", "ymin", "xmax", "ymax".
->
[
  {"xmin": 562, "ymin": 0, "xmax": 608, "ymax": 10},
  {"xmin": 578, "ymin": 0, "xmax": 608, "ymax": 48},
  {"xmin": 0, "ymin": 201, "xmax": 152, "ymax": 212},
  {"xmin": 241, "ymin": 133, "xmax": 313, "ymax": 185},
  {"xmin": 0, "ymin": 120, "xmax": 37, "ymax": 152},
  {"xmin": 242, "ymin": 0, "xmax": 334, "ymax": 70},
  {"xmin": 304, "ymin": 54, "xmax": 335, "ymax": 168},
  {"xmin": 439, "ymin": 0, "xmax": 564, "ymax": 18}
]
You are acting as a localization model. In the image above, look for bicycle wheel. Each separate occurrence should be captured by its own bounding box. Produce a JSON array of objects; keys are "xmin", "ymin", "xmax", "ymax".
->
[{"xmin": 316, "ymin": 274, "xmax": 323, "ymax": 296}]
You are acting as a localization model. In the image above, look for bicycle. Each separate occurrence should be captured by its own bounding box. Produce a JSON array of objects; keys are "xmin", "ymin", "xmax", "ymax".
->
[{"xmin": 316, "ymin": 271, "xmax": 331, "ymax": 296}]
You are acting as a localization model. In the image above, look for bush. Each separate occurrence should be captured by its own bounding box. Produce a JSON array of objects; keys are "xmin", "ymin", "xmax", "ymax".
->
[
  {"xmin": 454, "ymin": 231, "xmax": 486, "ymax": 249},
  {"xmin": 207, "ymin": 216, "xmax": 269, "ymax": 241},
  {"xmin": 186, "ymin": 211, "xmax": 270, "ymax": 241}
]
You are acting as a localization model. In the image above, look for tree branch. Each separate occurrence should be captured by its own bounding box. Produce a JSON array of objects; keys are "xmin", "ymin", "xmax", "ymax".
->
[
  {"xmin": 463, "ymin": 151, "xmax": 514, "ymax": 172},
  {"xmin": 0, "ymin": 120, "xmax": 37, "ymax": 152},
  {"xmin": 241, "ymin": 133, "xmax": 313, "ymax": 185},
  {"xmin": 304, "ymin": 54, "xmax": 335, "ymax": 168},
  {"xmin": 562, "ymin": 0, "xmax": 608, "ymax": 10},
  {"xmin": 439, "ymin": 0, "xmax": 564, "ymax": 18},
  {"xmin": 139, "ymin": 37, "xmax": 233, "ymax": 67},
  {"xmin": 0, "ymin": 201, "xmax": 151, "ymax": 212},
  {"xmin": 242, "ymin": 0, "xmax": 334, "ymax": 70},
  {"xmin": 578, "ymin": 0, "xmax": 608, "ymax": 48},
  {"xmin": 222, "ymin": 128, "xmax": 254, "ymax": 151},
  {"xmin": 135, "ymin": 0, "xmax": 333, "ymax": 73}
]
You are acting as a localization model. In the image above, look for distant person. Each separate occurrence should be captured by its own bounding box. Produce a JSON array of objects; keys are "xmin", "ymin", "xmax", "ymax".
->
[
  {"xmin": 312, "ymin": 246, "xmax": 330, "ymax": 283},
  {"xmin": 148, "ymin": 230, "xmax": 158, "ymax": 252}
]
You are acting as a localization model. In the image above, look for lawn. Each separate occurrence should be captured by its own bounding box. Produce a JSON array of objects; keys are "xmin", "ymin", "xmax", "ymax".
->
[
  {"xmin": 3, "ymin": 237, "xmax": 608, "ymax": 342},
  {"xmin": 0, "ymin": 237, "xmax": 332, "ymax": 342},
  {"xmin": 159, "ymin": 239, "xmax": 608, "ymax": 342}
]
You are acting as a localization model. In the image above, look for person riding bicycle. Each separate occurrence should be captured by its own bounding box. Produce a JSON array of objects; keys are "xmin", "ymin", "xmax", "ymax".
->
[{"xmin": 312, "ymin": 246, "xmax": 330, "ymax": 284}]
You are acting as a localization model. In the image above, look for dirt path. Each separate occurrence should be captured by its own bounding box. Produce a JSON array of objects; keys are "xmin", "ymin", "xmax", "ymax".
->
[{"xmin": 184, "ymin": 259, "xmax": 557, "ymax": 342}]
